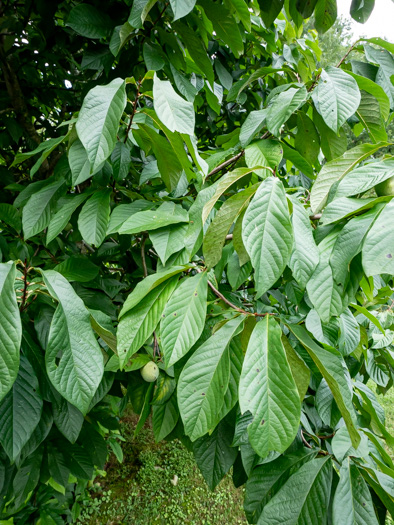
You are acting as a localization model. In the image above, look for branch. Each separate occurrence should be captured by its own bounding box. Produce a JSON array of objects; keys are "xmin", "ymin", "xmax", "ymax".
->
[
  {"xmin": 206, "ymin": 150, "xmax": 245, "ymax": 179},
  {"xmin": 336, "ymin": 39, "xmax": 361, "ymax": 68},
  {"xmin": 19, "ymin": 260, "xmax": 29, "ymax": 312},
  {"xmin": 141, "ymin": 233, "xmax": 148, "ymax": 278}
]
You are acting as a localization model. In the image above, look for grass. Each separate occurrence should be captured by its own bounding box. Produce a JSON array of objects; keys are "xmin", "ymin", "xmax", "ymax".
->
[
  {"xmin": 77, "ymin": 413, "xmax": 247, "ymax": 525},
  {"xmin": 77, "ymin": 388, "xmax": 394, "ymax": 525}
]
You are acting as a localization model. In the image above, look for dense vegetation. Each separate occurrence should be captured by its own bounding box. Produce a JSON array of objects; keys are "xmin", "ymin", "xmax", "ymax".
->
[{"xmin": 1, "ymin": 0, "xmax": 394, "ymax": 523}]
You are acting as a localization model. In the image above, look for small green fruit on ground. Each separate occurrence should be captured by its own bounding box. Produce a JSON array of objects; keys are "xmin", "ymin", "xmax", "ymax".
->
[
  {"xmin": 141, "ymin": 361, "xmax": 159, "ymax": 382},
  {"xmin": 375, "ymin": 176, "xmax": 394, "ymax": 196}
]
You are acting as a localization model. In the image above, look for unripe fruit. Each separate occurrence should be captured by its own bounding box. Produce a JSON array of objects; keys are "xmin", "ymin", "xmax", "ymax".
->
[
  {"xmin": 375, "ymin": 176, "xmax": 394, "ymax": 196},
  {"xmin": 140, "ymin": 361, "xmax": 159, "ymax": 382}
]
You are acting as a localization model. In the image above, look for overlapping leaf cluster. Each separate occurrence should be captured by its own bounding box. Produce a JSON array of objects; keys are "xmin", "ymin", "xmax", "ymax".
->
[{"xmin": 1, "ymin": 0, "xmax": 394, "ymax": 523}]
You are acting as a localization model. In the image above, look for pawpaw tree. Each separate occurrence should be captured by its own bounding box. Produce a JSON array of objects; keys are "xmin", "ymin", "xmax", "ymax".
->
[{"xmin": 1, "ymin": 0, "xmax": 394, "ymax": 523}]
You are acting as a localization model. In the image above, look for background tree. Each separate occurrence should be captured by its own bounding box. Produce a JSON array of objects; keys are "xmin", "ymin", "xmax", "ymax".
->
[{"xmin": 1, "ymin": 1, "xmax": 394, "ymax": 524}]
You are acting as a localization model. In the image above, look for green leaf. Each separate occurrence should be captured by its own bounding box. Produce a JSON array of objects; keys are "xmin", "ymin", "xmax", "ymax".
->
[
  {"xmin": 118, "ymin": 201, "xmax": 188, "ymax": 235},
  {"xmin": 332, "ymin": 426, "xmax": 369, "ymax": 463},
  {"xmin": 320, "ymin": 196, "xmax": 390, "ymax": 226},
  {"xmin": 203, "ymin": 184, "xmax": 258, "ymax": 268},
  {"xmin": 288, "ymin": 197, "xmax": 319, "ymax": 289},
  {"xmin": 41, "ymin": 270, "xmax": 104, "ymax": 415},
  {"xmin": 267, "ymin": 87, "xmax": 308, "ymax": 136},
  {"xmin": 258, "ymin": 0, "xmax": 284, "ymax": 27},
  {"xmin": 78, "ymin": 189, "xmax": 111, "ymax": 247},
  {"xmin": 200, "ymin": 0, "xmax": 244, "ymax": 58},
  {"xmin": 153, "ymin": 74, "xmax": 195, "ymax": 135},
  {"xmin": 257, "ymin": 457, "xmax": 332, "ymax": 524},
  {"xmin": 117, "ymin": 278, "xmax": 178, "ymax": 368},
  {"xmin": 13, "ymin": 448, "xmax": 42, "ymax": 507},
  {"xmin": 128, "ymin": 0, "xmax": 158, "ymax": 28},
  {"xmin": 314, "ymin": 0, "xmax": 337, "ymax": 32},
  {"xmin": 288, "ymin": 324, "xmax": 360, "ymax": 447},
  {"xmin": 244, "ymin": 449, "xmax": 317, "ymax": 523},
  {"xmin": 22, "ymin": 179, "xmax": 65, "ymax": 240},
  {"xmin": 239, "ymin": 317, "xmax": 300, "ymax": 458},
  {"xmin": 347, "ymin": 71, "xmax": 390, "ymax": 121},
  {"xmin": 330, "ymin": 206, "xmax": 381, "ymax": 285},
  {"xmin": 0, "ymin": 356, "xmax": 42, "ymax": 461},
  {"xmin": 161, "ymin": 272, "xmax": 208, "ymax": 368},
  {"xmin": 338, "ymin": 308, "xmax": 360, "ymax": 356},
  {"xmin": 245, "ymin": 139, "xmax": 283, "ymax": 178},
  {"xmin": 295, "ymin": 0, "xmax": 319, "ymax": 18},
  {"xmin": 11, "ymin": 135, "xmax": 67, "ymax": 178},
  {"xmin": 169, "ymin": 0, "xmax": 196, "ymax": 20},
  {"xmin": 350, "ymin": 304, "xmax": 385, "ymax": 335},
  {"xmin": 282, "ymin": 142, "xmax": 315, "ymax": 178},
  {"xmin": 54, "ymin": 257, "xmax": 100, "ymax": 282},
  {"xmin": 0, "ymin": 203, "xmax": 21, "ymax": 232},
  {"xmin": 111, "ymin": 142, "xmax": 131, "ymax": 181},
  {"xmin": 218, "ymin": 337, "xmax": 243, "ymax": 420},
  {"xmin": 90, "ymin": 310, "xmax": 117, "ymax": 353},
  {"xmin": 362, "ymin": 200, "xmax": 394, "ymax": 276},
  {"xmin": 313, "ymin": 108, "xmax": 348, "ymax": 161},
  {"xmin": 107, "ymin": 201, "xmax": 154, "ymax": 235},
  {"xmin": 46, "ymin": 193, "xmax": 89, "ymax": 244},
  {"xmin": 149, "ymin": 222, "xmax": 188, "ymax": 265},
  {"xmin": 242, "ymin": 177, "xmax": 293, "ymax": 298},
  {"xmin": 152, "ymin": 394, "xmax": 179, "ymax": 441},
  {"xmin": 294, "ymin": 112, "xmax": 320, "ymax": 165},
  {"xmin": 68, "ymin": 139, "xmax": 98, "ymax": 185},
  {"xmin": 240, "ymin": 110, "xmax": 267, "ymax": 147},
  {"xmin": 356, "ymin": 90, "xmax": 387, "ymax": 143},
  {"xmin": 350, "ymin": 0, "xmax": 375, "ymax": 23},
  {"xmin": 336, "ymin": 158, "xmax": 394, "ymax": 198},
  {"xmin": 333, "ymin": 458, "xmax": 379, "ymax": 525},
  {"xmin": 76, "ymin": 78, "xmax": 127, "ymax": 172},
  {"xmin": 314, "ymin": 67, "xmax": 360, "ymax": 133},
  {"xmin": 202, "ymin": 167, "xmax": 256, "ymax": 224},
  {"xmin": 67, "ymin": 4, "xmax": 113, "ymax": 38},
  {"xmin": 51, "ymin": 390, "xmax": 84, "ymax": 444},
  {"xmin": 310, "ymin": 142, "xmax": 388, "ymax": 213},
  {"xmin": 193, "ymin": 418, "xmax": 238, "ymax": 491},
  {"xmin": 174, "ymin": 22, "xmax": 214, "ymax": 86},
  {"xmin": 119, "ymin": 265, "xmax": 188, "ymax": 317},
  {"xmin": 0, "ymin": 262, "xmax": 21, "ymax": 402},
  {"xmin": 178, "ymin": 316, "xmax": 244, "ymax": 441},
  {"xmin": 281, "ymin": 335, "xmax": 310, "ymax": 401},
  {"xmin": 363, "ymin": 45, "xmax": 394, "ymax": 108}
]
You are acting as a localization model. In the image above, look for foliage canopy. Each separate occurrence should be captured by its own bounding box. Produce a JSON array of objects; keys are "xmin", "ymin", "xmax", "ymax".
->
[{"xmin": 1, "ymin": 0, "xmax": 394, "ymax": 523}]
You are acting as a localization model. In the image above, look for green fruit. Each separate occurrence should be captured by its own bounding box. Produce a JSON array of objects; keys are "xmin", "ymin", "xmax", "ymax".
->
[
  {"xmin": 140, "ymin": 361, "xmax": 159, "ymax": 382},
  {"xmin": 375, "ymin": 176, "xmax": 394, "ymax": 196}
]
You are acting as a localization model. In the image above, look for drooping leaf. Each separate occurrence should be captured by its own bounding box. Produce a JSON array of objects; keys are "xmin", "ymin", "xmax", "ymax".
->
[
  {"xmin": 267, "ymin": 86, "xmax": 308, "ymax": 136},
  {"xmin": 338, "ymin": 308, "xmax": 361, "ymax": 356},
  {"xmin": 314, "ymin": 67, "xmax": 360, "ymax": 133},
  {"xmin": 161, "ymin": 272, "xmax": 208, "ymax": 368},
  {"xmin": 362, "ymin": 200, "xmax": 394, "ymax": 276},
  {"xmin": 0, "ymin": 356, "xmax": 42, "ymax": 461},
  {"xmin": 193, "ymin": 418, "xmax": 238, "ymax": 491},
  {"xmin": 178, "ymin": 316, "xmax": 244, "ymax": 441},
  {"xmin": 67, "ymin": 4, "xmax": 113, "ymax": 38},
  {"xmin": 153, "ymin": 74, "xmax": 195, "ymax": 135},
  {"xmin": 78, "ymin": 189, "xmax": 111, "ymax": 247},
  {"xmin": 118, "ymin": 201, "xmax": 189, "ymax": 235},
  {"xmin": 152, "ymin": 394, "xmax": 179, "ymax": 442},
  {"xmin": 41, "ymin": 270, "xmax": 104, "ymax": 415},
  {"xmin": 76, "ymin": 78, "xmax": 127, "ymax": 172},
  {"xmin": 46, "ymin": 193, "xmax": 89, "ymax": 244},
  {"xmin": 239, "ymin": 317, "xmax": 300, "ymax": 458},
  {"xmin": 314, "ymin": 0, "xmax": 337, "ymax": 33},
  {"xmin": 310, "ymin": 142, "xmax": 388, "ymax": 213},
  {"xmin": 257, "ymin": 457, "xmax": 332, "ymax": 524},
  {"xmin": 258, "ymin": 0, "xmax": 284, "ymax": 27},
  {"xmin": 0, "ymin": 262, "xmax": 21, "ymax": 402},
  {"xmin": 288, "ymin": 324, "xmax": 360, "ymax": 447},
  {"xmin": 242, "ymin": 177, "xmax": 293, "ymax": 298}
]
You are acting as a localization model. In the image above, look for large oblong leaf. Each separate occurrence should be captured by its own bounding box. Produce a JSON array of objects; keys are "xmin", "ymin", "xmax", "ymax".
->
[
  {"xmin": 242, "ymin": 177, "xmax": 293, "ymax": 298},
  {"xmin": 333, "ymin": 458, "xmax": 379, "ymax": 525},
  {"xmin": 177, "ymin": 316, "xmax": 244, "ymax": 441},
  {"xmin": 41, "ymin": 270, "xmax": 104, "ymax": 415},
  {"xmin": 239, "ymin": 316, "xmax": 300, "ymax": 458},
  {"xmin": 257, "ymin": 457, "xmax": 332, "ymax": 525},
  {"xmin": 161, "ymin": 272, "xmax": 208, "ymax": 368},
  {"xmin": 76, "ymin": 78, "xmax": 127, "ymax": 172},
  {"xmin": 117, "ymin": 278, "xmax": 178, "ymax": 368},
  {"xmin": 0, "ymin": 356, "xmax": 42, "ymax": 461},
  {"xmin": 310, "ymin": 142, "xmax": 388, "ymax": 214},
  {"xmin": 153, "ymin": 74, "xmax": 195, "ymax": 135},
  {"xmin": 0, "ymin": 262, "xmax": 21, "ymax": 402},
  {"xmin": 77, "ymin": 189, "xmax": 111, "ymax": 247},
  {"xmin": 362, "ymin": 200, "xmax": 394, "ymax": 276},
  {"xmin": 288, "ymin": 324, "xmax": 360, "ymax": 447},
  {"xmin": 314, "ymin": 67, "xmax": 360, "ymax": 133}
]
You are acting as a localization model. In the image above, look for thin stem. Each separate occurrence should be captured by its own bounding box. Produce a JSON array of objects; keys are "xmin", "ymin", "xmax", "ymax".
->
[
  {"xmin": 19, "ymin": 259, "xmax": 29, "ymax": 312},
  {"xmin": 141, "ymin": 233, "xmax": 148, "ymax": 278},
  {"xmin": 300, "ymin": 430, "xmax": 313, "ymax": 449},
  {"xmin": 124, "ymin": 81, "xmax": 141, "ymax": 143},
  {"xmin": 336, "ymin": 39, "xmax": 361, "ymax": 68},
  {"xmin": 206, "ymin": 150, "xmax": 244, "ymax": 179},
  {"xmin": 309, "ymin": 213, "xmax": 322, "ymax": 221}
]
